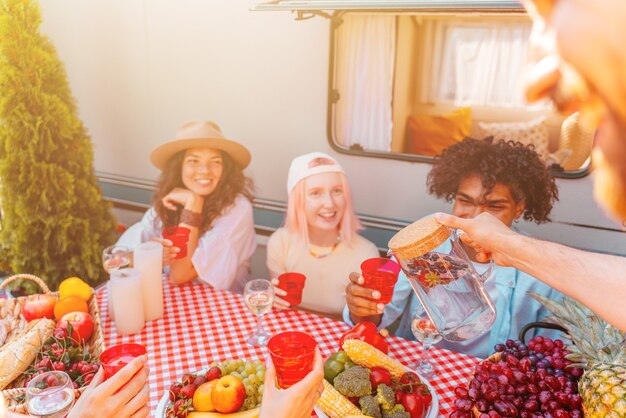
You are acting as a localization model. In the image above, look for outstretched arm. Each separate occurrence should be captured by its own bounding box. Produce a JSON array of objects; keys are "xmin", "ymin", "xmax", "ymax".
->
[{"xmin": 436, "ymin": 212, "xmax": 626, "ymax": 332}]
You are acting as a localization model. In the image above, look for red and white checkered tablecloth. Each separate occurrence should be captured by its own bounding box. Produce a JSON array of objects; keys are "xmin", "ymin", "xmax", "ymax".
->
[{"xmin": 97, "ymin": 281, "xmax": 479, "ymax": 417}]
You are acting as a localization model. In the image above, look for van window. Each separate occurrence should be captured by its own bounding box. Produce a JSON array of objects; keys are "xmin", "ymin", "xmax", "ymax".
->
[{"xmin": 327, "ymin": 11, "xmax": 592, "ymax": 177}]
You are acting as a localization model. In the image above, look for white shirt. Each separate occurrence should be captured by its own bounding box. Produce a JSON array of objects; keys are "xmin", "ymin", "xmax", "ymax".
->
[{"xmin": 117, "ymin": 195, "xmax": 257, "ymax": 293}]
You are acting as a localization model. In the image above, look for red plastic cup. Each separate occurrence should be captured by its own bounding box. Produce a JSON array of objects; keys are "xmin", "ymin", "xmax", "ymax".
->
[
  {"xmin": 99, "ymin": 343, "xmax": 146, "ymax": 379},
  {"xmin": 277, "ymin": 273, "xmax": 306, "ymax": 307},
  {"xmin": 360, "ymin": 257, "xmax": 401, "ymax": 304},
  {"xmin": 162, "ymin": 226, "xmax": 191, "ymax": 259},
  {"xmin": 267, "ymin": 331, "xmax": 316, "ymax": 388}
]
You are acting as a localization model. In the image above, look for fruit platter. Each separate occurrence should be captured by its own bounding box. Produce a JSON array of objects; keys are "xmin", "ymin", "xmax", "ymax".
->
[
  {"xmin": 316, "ymin": 338, "xmax": 439, "ymax": 418},
  {"xmin": 156, "ymin": 359, "xmax": 265, "ymax": 418}
]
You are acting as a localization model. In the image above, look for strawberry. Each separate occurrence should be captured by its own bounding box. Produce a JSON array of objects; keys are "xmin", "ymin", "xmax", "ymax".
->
[
  {"xmin": 181, "ymin": 373, "xmax": 194, "ymax": 386},
  {"xmin": 205, "ymin": 366, "xmax": 222, "ymax": 381},
  {"xmin": 179, "ymin": 384, "xmax": 197, "ymax": 400},
  {"xmin": 169, "ymin": 383, "xmax": 183, "ymax": 402},
  {"xmin": 173, "ymin": 398, "xmax": 191, "ymax": 418},
  {"xmin": 193, "ymin": 375, "xmax": 207, "ymax": 387}
]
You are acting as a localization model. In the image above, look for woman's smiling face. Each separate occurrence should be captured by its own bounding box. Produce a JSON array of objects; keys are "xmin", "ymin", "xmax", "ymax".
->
[
  {"xmin": 181, "ymin": 147, "xmax": 223, "ymax": 196},
  {"xmin": 303, "ymin": 172, "xmax": 346, "ymax": 235}
]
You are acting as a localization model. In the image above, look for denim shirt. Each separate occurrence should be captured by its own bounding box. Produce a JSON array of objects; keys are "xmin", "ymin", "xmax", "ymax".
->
[{"xmin": 343, "ymin": 239, "xmax": 565, "ymax": 359}]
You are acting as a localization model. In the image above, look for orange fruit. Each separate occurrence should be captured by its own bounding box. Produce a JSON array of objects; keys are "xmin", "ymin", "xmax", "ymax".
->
[
  {"xmin": 58, "ymin": 277, "xmax": 92, "ymax": 301},
  {"xmin": 54, "ymin": 296, "xmax": 89, "ymax": 320},
  {"xmin": 192, "ymin": 380, "xmax": 218, "ymax": 412}
]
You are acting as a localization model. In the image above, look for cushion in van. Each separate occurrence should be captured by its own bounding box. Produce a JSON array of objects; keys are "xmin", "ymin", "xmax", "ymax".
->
[
  {"xmin": 405, "ymin": 107, "xmax": 472, "ymax": 156},
  {"xmin": 477, "ymin": 116, "xmax": 550, "ymax": 160}
]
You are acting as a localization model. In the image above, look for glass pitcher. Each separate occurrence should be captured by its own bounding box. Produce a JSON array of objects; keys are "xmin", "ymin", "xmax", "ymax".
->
[{"xmin": 388, "ymin": 215, "xmax": 496, "ymax": 342}]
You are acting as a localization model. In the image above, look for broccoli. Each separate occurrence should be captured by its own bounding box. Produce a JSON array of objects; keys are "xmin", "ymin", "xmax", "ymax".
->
[
  {"xmin": 359, "ymin": 395, "xmax": 382, "ymax": 418},
  {"xmin": 333, "ymin": 365, "xmax": 372, "ymax": 397},
  {"xmin": 382, "ymin": 404, "xmax": 410, "ymax": 418},
  {"xmin": 376, "ymin": 383, "xmax": 396, "ymax": 411}
]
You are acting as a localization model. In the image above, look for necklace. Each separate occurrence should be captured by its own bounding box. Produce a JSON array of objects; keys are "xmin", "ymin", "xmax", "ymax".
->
[{"xmin": 309, "ymin": 237, "xmax": 341, "ymax": 259}]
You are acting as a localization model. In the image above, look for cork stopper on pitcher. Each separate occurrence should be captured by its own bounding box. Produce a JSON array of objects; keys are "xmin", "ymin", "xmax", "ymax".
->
[{"xmin": 388, "ymin": 215, "xmax": 451, "ymax": 262}]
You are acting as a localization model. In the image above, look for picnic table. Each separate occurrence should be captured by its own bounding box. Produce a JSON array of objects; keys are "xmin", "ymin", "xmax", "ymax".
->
[{"xmin": 97, "ymin": 280, "xmax": 479, "ymax": 417}]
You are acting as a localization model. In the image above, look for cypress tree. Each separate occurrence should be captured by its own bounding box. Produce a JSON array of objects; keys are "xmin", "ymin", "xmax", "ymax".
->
[{"xmin": 0, "ymin": 0, "xmax": 116, "ymax": 288}]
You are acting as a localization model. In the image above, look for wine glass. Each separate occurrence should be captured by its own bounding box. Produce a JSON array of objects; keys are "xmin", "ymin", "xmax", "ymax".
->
[
  {"xmin": 244, "ymin": 279, "xmax": 274, "ymax": 346},
  {"xmin": 26, "ymin": 371, "xmax": 75, "ymax": 418},
  {"xmin": 411, "ymin": 308, "xmax": 443, "ymax": 378},
  {"xmin": 102, "ymin": 245, "xmax": 130, "ymax": 273}
]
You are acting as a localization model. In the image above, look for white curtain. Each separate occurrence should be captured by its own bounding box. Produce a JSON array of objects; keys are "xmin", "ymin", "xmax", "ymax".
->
[
  {"xmin": 420, "ymin": 19, "xmax": 537, "ymax": 108},
  {"xmin": 334, "ymin": 15, "xmax": 396, "ymax": 151}
]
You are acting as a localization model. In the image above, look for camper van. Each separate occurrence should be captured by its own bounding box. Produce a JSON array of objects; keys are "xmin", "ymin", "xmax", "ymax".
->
[
  {"xmin": 2, "ymin": 1, "xmax": 626, "ymax": 417},
  {"xmin": 35, "ymin": 0, "xmax": 623, "ymax": 276}
]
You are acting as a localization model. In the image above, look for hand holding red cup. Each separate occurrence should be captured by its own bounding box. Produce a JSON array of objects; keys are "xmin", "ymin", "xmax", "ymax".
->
[
  {"xmin": 267, "ymin": 331, "xmax": 317, "ymax": 388},
  {"xmin": 162, "ymin": 226, "xmax": 190, "ymax": 259},
  {"xmin": 360, "ymin": 257, "xmax": 401, "ymax": 304},
  {"xmin": 276, "ymin": 273, "xmax": 306, "ymax": 307},
  {"xmin": 99, "ymin": 343, "xmax": 147, "ymax": 380}
]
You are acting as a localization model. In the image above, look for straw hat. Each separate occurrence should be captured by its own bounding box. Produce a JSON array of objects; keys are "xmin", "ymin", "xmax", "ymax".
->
[
  {"xmin": 558, "ymin": 111, "xmax": 595, "ymax": 171},
  {"xmin": 150, "ymin": 120, "xmax": 251, "ymax": 170}
]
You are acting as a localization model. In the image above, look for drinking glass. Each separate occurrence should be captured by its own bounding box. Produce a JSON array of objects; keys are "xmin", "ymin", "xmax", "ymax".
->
[
  {"xmin": 26, "ymin": 371, "xmax": 75, "ymax": 418},
  {"xmin": 267, "ymin": 331, "xmax": 317, "ymax": 388},
  {"xmin": 411, "ymin": 309, "xmax": 443, "ymax": 378},
  {"xmin": 244, "ymin": 279, "xmax": 274, "ymax": 346},
  {"xmin": 102, "ymin": 245, "xmax": 130, "ymax": 273},
  {"xmin": 100, "ymin": 343, "xmax": 147, "ymax": 379},
  {"xmin": 276, "ymin": 272, "xmax": 306, "ymax": 307}
]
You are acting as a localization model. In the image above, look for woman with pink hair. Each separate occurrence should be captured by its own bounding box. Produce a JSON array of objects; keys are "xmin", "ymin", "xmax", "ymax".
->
[{"xmin": 266, "ymin": 152, "xmax": 378, "ymax": 318}]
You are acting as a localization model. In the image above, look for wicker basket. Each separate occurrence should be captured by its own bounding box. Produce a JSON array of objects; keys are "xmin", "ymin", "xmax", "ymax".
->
[{"xmin": 0, "ymin": 274, "xmax": 106, "ymax": 412}]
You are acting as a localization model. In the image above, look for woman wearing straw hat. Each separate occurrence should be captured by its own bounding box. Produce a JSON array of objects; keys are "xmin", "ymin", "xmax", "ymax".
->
[
  {"xmin": 117, "ymin": 120, "xmax": 256, "ymax": 293},
  {"xmin": 266, "ymin": 152, "xmax": 379, "ymax": 318}
]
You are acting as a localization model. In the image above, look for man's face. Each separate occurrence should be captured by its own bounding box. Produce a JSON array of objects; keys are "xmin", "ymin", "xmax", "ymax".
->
[
  {"xmin": 452, "ymin": 175, "xmax": 526, "ymax": 227},
  {"xmin": 523, "ymin": 0, "xmax": 626, "ymax": 221}
]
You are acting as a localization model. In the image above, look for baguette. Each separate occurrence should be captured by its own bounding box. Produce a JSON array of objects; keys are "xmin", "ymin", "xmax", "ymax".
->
[{"xmin": 0, "ymin": 318, "xmax": 56, "ymax": 390}]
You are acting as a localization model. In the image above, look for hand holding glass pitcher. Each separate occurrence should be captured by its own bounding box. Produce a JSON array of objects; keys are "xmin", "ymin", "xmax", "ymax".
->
[{"xmin": 388, "ymin": 215, "xmax": 496, "ymax": 342}]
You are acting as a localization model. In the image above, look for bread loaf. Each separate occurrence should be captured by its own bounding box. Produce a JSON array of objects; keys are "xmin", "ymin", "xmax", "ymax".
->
[{"xmin": 0, "ymin": 318, "xmax": 55, "ymax": 390}]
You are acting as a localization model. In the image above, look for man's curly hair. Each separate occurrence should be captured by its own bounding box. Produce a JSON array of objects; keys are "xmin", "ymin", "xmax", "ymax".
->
[{"xmin": 427, "ymin": 137, "xmax": 558, "ymax": 223}]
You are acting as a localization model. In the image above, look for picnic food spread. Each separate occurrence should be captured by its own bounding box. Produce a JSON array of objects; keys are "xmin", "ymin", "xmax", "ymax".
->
[{"xmin": 318, "ymin": 339, "xmax": 434, "ymax": 418}]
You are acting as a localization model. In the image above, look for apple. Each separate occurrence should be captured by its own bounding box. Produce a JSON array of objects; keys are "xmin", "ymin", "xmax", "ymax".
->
[
  {"xmin": 211, "ymin": 375, "xmax": 246, "ymax": 413},
  {"xmin": 58, "ymin": 311, "xmax": 94, "ymax": 342},
  {"xmin": 22, "ymin": 294, "xmax": 56, "ymax": 321},
  {"xmin": 193, "ymin": 380, "xmax": 218, "ymax": 412}
]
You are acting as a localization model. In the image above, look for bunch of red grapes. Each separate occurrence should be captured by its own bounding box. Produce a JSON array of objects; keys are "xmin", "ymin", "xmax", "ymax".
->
[{"xmin": 450, "ymin": 336, "xmax": 585, "ymax": 418}]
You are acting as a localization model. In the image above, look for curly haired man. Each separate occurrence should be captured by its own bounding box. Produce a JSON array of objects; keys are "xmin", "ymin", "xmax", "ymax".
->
[{"xmin": 344, "ymin": 137, "xmax": 565, "ymax": 358}]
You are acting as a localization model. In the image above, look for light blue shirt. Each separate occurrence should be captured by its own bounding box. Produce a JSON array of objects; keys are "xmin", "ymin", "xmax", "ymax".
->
[{"xmin": 343, "ymin": 240, "xmax": 565, "ymax": 359}]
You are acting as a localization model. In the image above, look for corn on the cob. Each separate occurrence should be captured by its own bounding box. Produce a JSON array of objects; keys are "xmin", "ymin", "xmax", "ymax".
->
[
  {"xmin": 342, "ymin": 339, "xmax": 406, "ymax": 378},
  {"xmin": 316, "ymin": 378, "xmax": 361, "ymax": 418}
]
